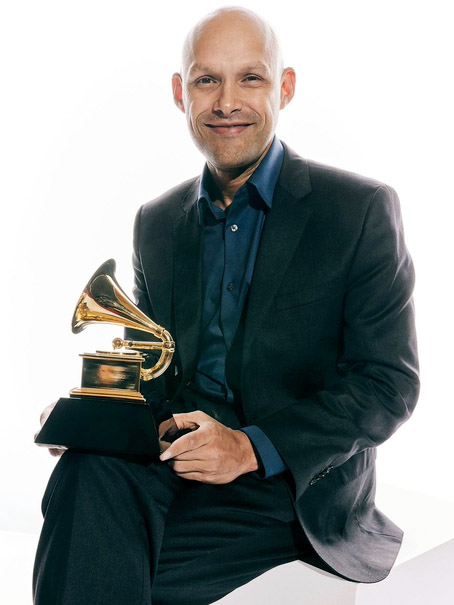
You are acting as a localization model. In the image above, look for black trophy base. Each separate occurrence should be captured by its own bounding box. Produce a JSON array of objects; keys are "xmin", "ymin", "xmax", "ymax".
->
[{"xmin": 34, "ymin": 396, "xmax": 160, "ymax": 457}]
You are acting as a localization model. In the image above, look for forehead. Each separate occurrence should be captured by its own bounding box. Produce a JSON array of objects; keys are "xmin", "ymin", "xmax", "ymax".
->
[{"xmin": 185, "ymin": 15, "xmax": 276, "ymax": 76}]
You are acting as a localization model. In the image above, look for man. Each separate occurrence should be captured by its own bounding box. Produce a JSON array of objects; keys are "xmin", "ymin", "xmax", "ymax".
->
[{"xmin": 33, "ymin": 7, "xmax": 419, "ymax": 604}]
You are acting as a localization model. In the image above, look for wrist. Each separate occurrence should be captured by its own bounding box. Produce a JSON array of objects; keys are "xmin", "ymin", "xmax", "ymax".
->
[{"xmin": 235, "ymin": 429, "xmax": 259, "ymax": 473}]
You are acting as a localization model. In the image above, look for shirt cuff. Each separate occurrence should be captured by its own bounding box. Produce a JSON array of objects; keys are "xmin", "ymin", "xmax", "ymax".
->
[{"xmin": 240, "ymin": 425, "xmax": 287, "ymax": 479}]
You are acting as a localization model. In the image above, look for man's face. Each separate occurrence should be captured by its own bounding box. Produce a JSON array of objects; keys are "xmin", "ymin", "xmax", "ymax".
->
[{"xmin": 173, "ymin": 15, "xmax": 295, "ymax": 173}]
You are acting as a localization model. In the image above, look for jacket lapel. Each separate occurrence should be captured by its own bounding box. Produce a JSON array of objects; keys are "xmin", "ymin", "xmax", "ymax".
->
[
  {"xmin": 244, "ymin": 144, "xmax": 314, "ymax": 353},
  {"xmin": 173, "ymin": 180, "xmax": 204, "ymax": 379}
]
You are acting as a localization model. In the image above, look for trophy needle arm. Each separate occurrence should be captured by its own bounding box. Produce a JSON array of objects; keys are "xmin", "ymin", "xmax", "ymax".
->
[
  {"xmin": 112, "ymin": 338, "xmax": 175, "ymax": 352},
  {"xmin": 112, "ymin": 337, "xmax": 175, "ymax": 381}
]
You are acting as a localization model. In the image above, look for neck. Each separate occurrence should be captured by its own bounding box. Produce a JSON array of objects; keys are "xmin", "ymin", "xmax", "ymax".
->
[{"xmin": 207, "ymin": 141, "xmax": 272, "ymax": 210}]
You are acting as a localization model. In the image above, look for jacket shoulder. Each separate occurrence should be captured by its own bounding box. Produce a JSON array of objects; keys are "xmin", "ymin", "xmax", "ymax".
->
[
  {"xmin": 139, "ymin": 176, "xmax": 199, "ymax": 222},
  {"xmin": 279, "ymin": 143, "xmax": 403, "ymax": 247},
  {"xmin": 281, "ymin": 141, "xmax": 396, "ymax": 200},
  {"xmin": 307, "ymin": 158, "xmax": 396, "ymax": 201}
]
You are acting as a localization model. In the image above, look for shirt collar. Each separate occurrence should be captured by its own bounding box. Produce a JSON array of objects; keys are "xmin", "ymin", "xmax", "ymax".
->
[
  {"xmin": 198, "ymin": 136, "xmax": 284, "ymax": 216},
  {"xmin": 247, "ymin": 136, "xmax": 284, "ymax": 209}
]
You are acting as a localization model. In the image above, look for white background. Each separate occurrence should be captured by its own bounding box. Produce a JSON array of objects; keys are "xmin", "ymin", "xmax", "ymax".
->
[{"xmin": 0, "ymin": 0, "xmax": 453, "ymax": 537}]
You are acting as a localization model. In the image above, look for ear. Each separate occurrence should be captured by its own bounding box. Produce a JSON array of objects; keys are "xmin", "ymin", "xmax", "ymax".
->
[
  {"xmin": 280, "ymin": 67, "xmax": 296, "ymax": 109},
  {"xmin": 172, "ymin": 73, "xmax": 185, "ymax": 113}
]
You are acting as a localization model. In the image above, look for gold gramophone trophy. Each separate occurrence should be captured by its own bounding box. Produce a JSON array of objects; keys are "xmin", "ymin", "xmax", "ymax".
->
[{"xmin": 35, "ymin": 259, "xmax": 175, "ymax": 456}]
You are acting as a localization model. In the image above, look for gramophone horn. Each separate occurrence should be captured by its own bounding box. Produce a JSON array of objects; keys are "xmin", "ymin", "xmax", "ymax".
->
[{"xmin": 71, "ymin": 259, "xmax": 174, "ymax": 380}]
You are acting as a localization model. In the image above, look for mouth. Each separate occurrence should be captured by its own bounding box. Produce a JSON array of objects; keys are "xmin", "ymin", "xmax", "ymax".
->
[{"xmin": 204, "ymin": 122, "xmax": 253, "ymax": 136}]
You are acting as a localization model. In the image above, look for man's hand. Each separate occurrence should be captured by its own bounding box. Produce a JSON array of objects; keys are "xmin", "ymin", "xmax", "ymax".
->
[
  {"xmin": 159, "ymin": 411, "xmax": 258, "ymax": 484},
  {"xmin": 34, "ymin": 401, "xmax": 67, "ymax": 457}
]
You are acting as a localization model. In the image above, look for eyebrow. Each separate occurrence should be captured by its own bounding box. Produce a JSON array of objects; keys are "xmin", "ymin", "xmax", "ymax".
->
[{"xmin": 188, "ymin": 62, "xmax": 270, "ymax": 75}]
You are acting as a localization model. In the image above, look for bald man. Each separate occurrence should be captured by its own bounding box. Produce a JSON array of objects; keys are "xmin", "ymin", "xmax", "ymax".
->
[{"xmin": 33, "ymin": 8, "xmax": 419, "ymax": 604}]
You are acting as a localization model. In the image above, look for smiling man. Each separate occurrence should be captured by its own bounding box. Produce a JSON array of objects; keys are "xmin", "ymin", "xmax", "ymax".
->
[
  {"xmin": 33, "ymin": 7, "xmax": 419, "ymax": 605},
  {"xmin": 172, "ymin": 9, "xmax": 295, "ymax": 201}
]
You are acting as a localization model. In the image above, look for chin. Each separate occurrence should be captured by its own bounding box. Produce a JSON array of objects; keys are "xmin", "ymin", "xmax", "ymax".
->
[
  {"xmin": 192, "ymin": 129, "xmax": 268, "ymax": 170},
  {"xmin": 205, "ymin": 144, "xmax": 267, "ymax": 172}
]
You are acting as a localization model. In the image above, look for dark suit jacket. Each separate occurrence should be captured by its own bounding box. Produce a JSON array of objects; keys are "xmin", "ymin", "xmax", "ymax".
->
[{"xmin": 130, "ymin": 142, "xmax": 419, "ymax": 583}]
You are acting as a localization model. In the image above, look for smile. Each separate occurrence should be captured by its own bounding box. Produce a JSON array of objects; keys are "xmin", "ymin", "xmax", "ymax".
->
[{"xmin": 205, "ymin": 123, "xmax": 253, "ymax": 136}]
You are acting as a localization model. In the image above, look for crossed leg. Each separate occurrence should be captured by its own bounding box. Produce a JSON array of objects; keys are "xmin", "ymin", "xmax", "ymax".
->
[{"xmin": 33, "ymin": 452, "xmax": 311, "ymax": 605}]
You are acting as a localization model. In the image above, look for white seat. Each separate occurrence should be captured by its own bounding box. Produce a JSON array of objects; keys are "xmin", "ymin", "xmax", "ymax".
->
[{"xmin": 215, "ymin": 485, "xmax": 454, "ymax": 604}]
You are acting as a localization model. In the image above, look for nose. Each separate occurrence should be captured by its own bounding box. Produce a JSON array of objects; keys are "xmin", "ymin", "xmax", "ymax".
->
[{"xmin": 213, "ymin": 80, "xmax": 242, "ymax": 116}]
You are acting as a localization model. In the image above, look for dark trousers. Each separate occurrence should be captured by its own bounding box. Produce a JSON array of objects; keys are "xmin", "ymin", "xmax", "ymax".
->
[
  {"xmin": 33, "ymin": 450, "xmax": 313, "ymax": 604},
  {"xmin": 33, "ymin": 392, "xmax": 313, "ymax": 604}
]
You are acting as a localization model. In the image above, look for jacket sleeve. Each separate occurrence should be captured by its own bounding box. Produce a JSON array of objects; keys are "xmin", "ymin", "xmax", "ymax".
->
[
  {"xmin": 255, "ymin": 185, "xmax": 419, "ymax": 499},
  {"xmin": 125, "ymin": 205, "xmax": 166, "ymax": 404},
  {"xmin": 130, "ymin": 205, "xmax": 154, "ymax": 322}
]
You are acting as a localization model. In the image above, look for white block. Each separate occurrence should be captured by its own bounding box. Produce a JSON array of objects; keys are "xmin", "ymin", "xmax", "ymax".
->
[{"xmin": 216, "ymin": 485, "xmax": 454, "ymax": 604}]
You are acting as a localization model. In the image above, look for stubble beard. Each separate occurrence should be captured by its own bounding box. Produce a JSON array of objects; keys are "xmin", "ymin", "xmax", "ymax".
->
[{"xmin": 191, "ymin": 126, "xmax": 273, "ymax": 175}]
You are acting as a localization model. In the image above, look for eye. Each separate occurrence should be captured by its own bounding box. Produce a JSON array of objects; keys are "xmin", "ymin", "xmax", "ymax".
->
[
  {"xmin": 195, "ymin": 76, "xmax": 216, "ymax": 86},
  {"xmin": 242, "ymin": 74, "xmax": 264, "ymax": 85}
]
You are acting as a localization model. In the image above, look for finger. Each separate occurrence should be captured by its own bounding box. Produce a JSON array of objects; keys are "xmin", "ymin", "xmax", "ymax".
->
[
  {"xmin": 159, "ymin": 439, "xmax": 172, "ymax": 454},
  {"xmin": 39, "ymin": 411, "xmax": 50, "ymax": 425},
  {"xmin": 49, "ymin": 447, "xmax": 67, "ymax": 457},
  {"xmin": 158, "ymin": 417, "xmax": 179, "ymax": 440},
  {"xmin": 172, "ymin": 410, "xmax": 212, "ymax": 431},
  {"xmin": 166, "ymin": 449, "xmax": 206, "ymax": 461},
  {"xmin": 159, "ymin": 426, "xmax": 210, "ymax": 461},
  {"xmin": 39, "ymin": 401, "xmax": 58, "ymax": 426},
  {"xmin": 173, "ymin": 470, "xmax": 206, "ymax": 482},
  {"xmin": 170, "ymin": 459, "xmax": 208, "ymax": 474}
]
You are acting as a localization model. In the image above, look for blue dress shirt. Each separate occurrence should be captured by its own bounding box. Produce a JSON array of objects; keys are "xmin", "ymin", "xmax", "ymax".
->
[{"xmin": 192, "ymin": 137, "xmax": 287, "ymax": 478}]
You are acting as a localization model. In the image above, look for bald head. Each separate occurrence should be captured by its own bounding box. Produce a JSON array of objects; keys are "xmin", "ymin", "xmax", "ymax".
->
[
  {"xmin": 181, "ymin": 7, "xmax": 284, "ymax": 82},
  {"xmin": 172, "ymin": 7, "xmax": 295, "ymax": 180}
]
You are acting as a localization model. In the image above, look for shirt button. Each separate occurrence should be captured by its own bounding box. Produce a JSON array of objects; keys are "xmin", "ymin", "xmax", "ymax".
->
[
  {"xmin": 230, "ymin": 224, "xmax": 239, "ymax": 232},
  {"xmin": 226, "ymin": 283, "xmax": 234, "ymax": 291}
]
